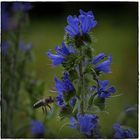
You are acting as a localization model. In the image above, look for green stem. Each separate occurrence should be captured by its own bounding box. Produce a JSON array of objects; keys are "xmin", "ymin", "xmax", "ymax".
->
[{"xmin": 79, "ymin": 48, "xmax": 84, "ymax": 114}]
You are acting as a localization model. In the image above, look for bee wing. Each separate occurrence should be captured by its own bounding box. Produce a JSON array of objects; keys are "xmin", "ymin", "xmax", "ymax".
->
[{"xmin": 33, "ymin": 100, "xmax": 44, "ymax": 109}]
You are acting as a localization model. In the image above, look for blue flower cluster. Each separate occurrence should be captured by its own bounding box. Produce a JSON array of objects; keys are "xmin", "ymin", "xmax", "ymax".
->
[
  {"xmin": 2, "ymin": 2, "xmax": 33, "ymax": 55},
  {"xmin": 70, "ymin": 114, "xmax": 98, "ymax": 136},
  {"xmin": 55, "ymin": 72, "xmax": 75, "ymax": 106},
  {"xmin": 30, "ymin": 120, "xmax": 45, "ymax": 136},
  {"xmin": 47, "ymin": 42, "xmax": 75, "ymax": 66},
  {"xmin": 65, "ymin": 9, "xmax": 97, "ymax": 38},
  {"xmin": 2, "ymin": 2, "xmax": 32, "ymax": 32},
  {"xmin": 113, "ymin": 123, "xmax": 135, "ymax": 138}
]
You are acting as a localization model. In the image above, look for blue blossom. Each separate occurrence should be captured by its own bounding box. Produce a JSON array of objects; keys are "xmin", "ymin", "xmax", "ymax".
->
[
  {"xmin": 30, "ymin": 120, "xmax": 45, "ymax": 136},
  {"xmin": 55, "ymin": 72, "xmax": 74, "ymax": 94},
  {"xmin": 92, "ymin": 53, "xmax": 112, "ymax": 73},
  {"xmin": 78, "ymin": 114, "xmax": 98, "ymax": 136},
  {"xmin": 70, "ymin": 114, "xmax": 98, "ymax": 136},
  {"xmin": 65, "ymin": 16, "xmax": 80, "ymax": 37},
  {"xmin": 47, "ymin": 42, "xmax": 75, "ymax": 66},
  {"xmin": 56, "ymin": 93, "xmax": 65, "ymax": 107},
  {"xmin": 55, "ymin": 72, "xmax": 75, "ymax": 106},
  {"xmin": 92, "ymin": 53, "xmax": 106, "ymax": 65},
  {"xmin": 90, "ymin": 80, "xmax": 116, "ymax": 98},
  {"xmin": 12, "ymin": 2, "xmax": 32, "ymax": 12},
  {"xmin": 65, "ymin": 9, "xmax": 97, "ymax": 38},
  {"xmin": 113, "ymin": 123, "xmax": 135, "ymax": 138},
  {"xmin": 2, "ymin": 41, "xmax": 9, "ymax": 55},
  {"xmin": 19, "ymin": 41, "xmax": 32, "ymax": 52},
  {"xmin": 1, "ymin": 3, "xmax": 10, "ymax": 31},
  {"xmin": 79, "ymin": 9, "xmax": 97, "ymax": 34},
  {"xmin": 98, "ymin": 80, "xmax": 116, "ymax": 98}
]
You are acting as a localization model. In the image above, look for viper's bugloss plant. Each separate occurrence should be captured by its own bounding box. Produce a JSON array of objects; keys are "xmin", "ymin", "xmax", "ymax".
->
[{"xmin": 46, "ymin": 9, "xmax": 137, "ymax": 138}]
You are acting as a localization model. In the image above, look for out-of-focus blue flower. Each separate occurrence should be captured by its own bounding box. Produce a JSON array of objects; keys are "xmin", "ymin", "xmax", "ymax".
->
[
  {"xmin": 2, "ymin": 41, "xmax": 9, "ymax": 55},
  {"xmin": 70, "ymin": 114, "xmax": 98, "ymax": 136},
  {"xmin": 113, "ymin": 123, "xmax": 135, "ymax": 138},
  {"xmin": 90, "ymin": 80, "xmax": 116, "ymax": 98},
  {"xmin": 65, "ymin": 9, "xmax": 97, "ymax": 38},
  {"xmin": 92, "ymin": 53, "xmax": 112, "ymax": 74},
  {"xmin": 12, "ymin": 2, "xmax": 32, "ymax": 12},
  {"xmin": 69, "ymin": 117, "xmax": 78, "ymax": 129},
  {"xmin": 1, "ymin": 3, "xmax": 11, "ymax": 31},
  {"xmin": 19, "ymin": 41, "xmax": 32, "ymax": 52},
  {"xmin": 47, "ymin": 42, "xmax": 75, "ymax": 66},
  {"xmin": 30, "ymin": 120, "xmax": 45, "ymax": 136}
]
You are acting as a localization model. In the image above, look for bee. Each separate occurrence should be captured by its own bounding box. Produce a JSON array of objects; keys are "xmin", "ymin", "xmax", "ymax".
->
[{"xmin": 33, "ymin": 96, "xmax": 54, "ymax": 113}]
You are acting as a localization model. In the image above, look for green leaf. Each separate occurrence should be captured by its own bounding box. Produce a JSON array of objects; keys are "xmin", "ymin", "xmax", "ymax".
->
[{"xmin": 72, "ymin": 98, "xmax": 79, "ymax": 113}]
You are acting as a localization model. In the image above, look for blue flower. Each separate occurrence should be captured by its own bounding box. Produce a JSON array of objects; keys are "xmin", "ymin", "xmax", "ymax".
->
[
  {"xmin": 47, "ymin": 42, "xmax": 75, "ymax": 66},
  {"xmin": 65, "ymin": 9, "xmax": 97, "ymax": 38},
  {"xmin": 2, "ymin": 41, "xmax": 9, "ymax": 55},
  {"xmin": 98, "ymin": 80, "xmax": 116, "ymax": 98},
  {"xmin": 92, "ymin": 53, "xmax": 106, "ymax": 65},
  {"xmin": 30, "ymin": 120, "xmax": 45, "ymax": 136},
  {"xmin": 78, "ymin": 114, "xmax": 98, "ymax": 136},
  {"xmin": 1, "ymin": 3, "xmax": 10, "ymax": 31},
  {"xmin": 90, "ymin": 80, "xmax": 116, "ymax": 98},
  {"xmin": 56, "ymin": 93, "xmax": 65, "ymax": 107},
  {"xmin": 92, "ymin": 53, "xmax": 112, "ymax": 74},
  {"xmin": 65, "ymin": 16, "xmax": 80, "ymax": 37},
  {"xmin": 70, "ymin": 114, "xmax": 98, "ymax": 136},
  {"xmin": 113, "ymin": 123, "xmax": 135, "ymax": 138},
  {"xmin": 55, "ymin": 72, "xmax": 75, "ymax": 106},
  {"xmin": 79, "ymin": 10, "xmax": 97, "ymax": 34},
  {"xmin": 55, "ymin": 72, "xmax": 74, "ymax": 94},
  {"xmin": 12, "ymin": 2, "xmax": 32, "ymax": 12}
]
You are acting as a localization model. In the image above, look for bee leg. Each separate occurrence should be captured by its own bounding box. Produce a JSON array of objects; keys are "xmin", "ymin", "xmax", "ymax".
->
[
  {"xmin": 42, "ymin": 106, "xmax": 45, "ymax": 114},
  {"xmin": 44, "ymin": 106, "xmax": 48, "ymax": 115},
  {"xmin": 47, "ymin": 104, "xmax": 51, "ymax": 110}
]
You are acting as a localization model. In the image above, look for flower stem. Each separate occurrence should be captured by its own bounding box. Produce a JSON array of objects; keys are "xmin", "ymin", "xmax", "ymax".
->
[{"xmin": 79, "ymin": 48, "xmax": 84, "ymax": 114}]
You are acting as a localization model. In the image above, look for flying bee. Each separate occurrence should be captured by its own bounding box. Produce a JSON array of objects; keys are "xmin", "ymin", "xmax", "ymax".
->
[{"xmin": 33, "ymin": 96, "xmax": 55, "ymax": 114}]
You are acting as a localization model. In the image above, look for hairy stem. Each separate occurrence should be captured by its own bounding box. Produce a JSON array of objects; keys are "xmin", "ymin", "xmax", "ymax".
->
[{"xmin": 79, "ymin": 48, "xmax": 84, "ymax": 114}]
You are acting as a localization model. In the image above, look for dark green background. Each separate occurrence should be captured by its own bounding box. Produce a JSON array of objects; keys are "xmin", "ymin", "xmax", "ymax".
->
[{"xmin": 22, "ymin": 2, "xmax": 138, "ymax": 138}]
